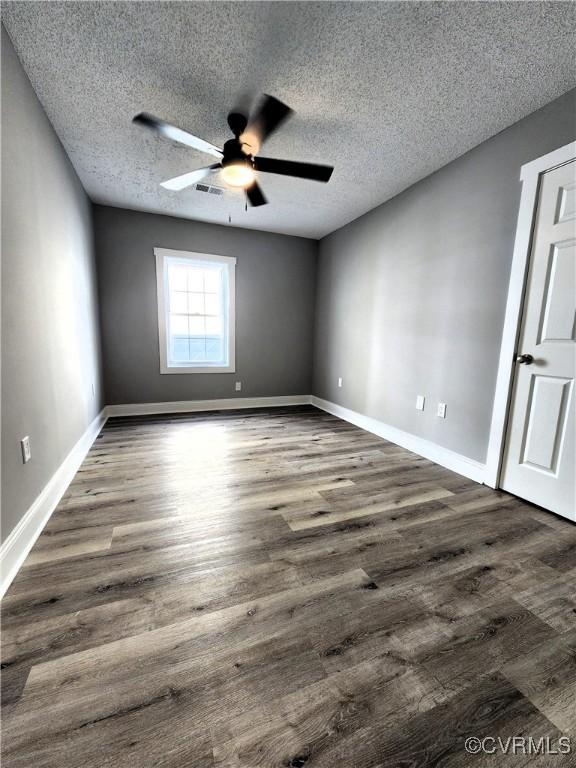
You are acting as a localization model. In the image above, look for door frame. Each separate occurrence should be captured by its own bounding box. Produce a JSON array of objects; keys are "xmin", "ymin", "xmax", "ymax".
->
[{"xmin": 485, "ymin": 141, "xmax": 576, "ymax": 488}]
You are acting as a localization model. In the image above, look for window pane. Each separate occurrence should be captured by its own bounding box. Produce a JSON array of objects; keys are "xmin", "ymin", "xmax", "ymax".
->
[
  {"xmin": 205, "ymin": 316, "xmax": 223, "ymax": 336},
  {"xmin": 203, "ymin": 268, "xmax": 221, "ymax": 293},
  {"xmin": 169, "ymin": 265, "xmax": 188, "ymax": 291},
  {"xmin": 187, "ymin": 268, "xmax": 204, "ymax": 292},
  {"xmin": 205, "ymin": 294, "xmax": 220, "ymax": 316},
  {"xmin": 171, "ymin": 337, "xmax": 189, "ymax": 362},
  {"xmin": 170, "ymin": 315, "xmax": 188, "ymax": 336},
  {"xmin": 188, "ymin": 338, "xmax": 206, "ymax": 361},
  {"xmin": 205, "ymin": 338, "xmax": 223, "ymax": 361},
  {"xmin": 187, "ymin": 293, "xmax": 205, "ymax": 315},
  {"xmin": 170, "ymin": 291, "xmax": 188, "ymax": 314},
  {"xmin": 188, "ymin": 316, "xmax": 205, "ymax": 336}
]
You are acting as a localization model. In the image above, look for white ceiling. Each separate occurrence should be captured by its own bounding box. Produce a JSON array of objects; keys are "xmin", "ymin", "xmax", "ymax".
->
[{"xmin": 3, "ymin": 1, "xmax": 575, "ymax": 239}]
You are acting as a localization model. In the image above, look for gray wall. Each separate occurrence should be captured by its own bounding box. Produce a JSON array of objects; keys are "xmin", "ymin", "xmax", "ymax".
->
[
  {"xmin": 94, "ymin": 206, "xmax": 317, "ymax": 404},
  {"xmin": 313, "ymin": 88, "xmax": 576, "ymax": 464},
  {"xmin": 1, "ymin": 26, "xmax": 103, "ymax": 542}
]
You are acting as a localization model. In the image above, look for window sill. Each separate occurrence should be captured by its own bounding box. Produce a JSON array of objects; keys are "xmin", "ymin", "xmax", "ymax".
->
[{"xmin": 160, "ymin": 364, "xmax": 236, "ymax": 374}]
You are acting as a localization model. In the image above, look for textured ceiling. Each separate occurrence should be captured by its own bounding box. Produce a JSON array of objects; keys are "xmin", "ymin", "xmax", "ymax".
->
[{"xmin": 3, "ymin": 2, "xmax": 575, "ymax": 239}]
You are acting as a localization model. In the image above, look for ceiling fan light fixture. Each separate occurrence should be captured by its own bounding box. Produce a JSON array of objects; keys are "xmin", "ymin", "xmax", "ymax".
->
[
  {"xmin": 221, "ymin": 161, "xmax": 255, "ymax": 188},
  {"xmin": 134, "ymin": 95, "xmax": 334, "ymax": 206}
]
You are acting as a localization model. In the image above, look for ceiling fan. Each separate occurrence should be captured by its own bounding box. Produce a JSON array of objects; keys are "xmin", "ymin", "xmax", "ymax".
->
[{"xmin": 133, "ymin": 95, "xmax": 334, "ymax": 207}]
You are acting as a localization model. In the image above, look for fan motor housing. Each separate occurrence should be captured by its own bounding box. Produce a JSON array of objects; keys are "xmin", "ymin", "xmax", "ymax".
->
[{"xmin": 222, "ymin": 138, "xmax": 253, "ymax": 168}]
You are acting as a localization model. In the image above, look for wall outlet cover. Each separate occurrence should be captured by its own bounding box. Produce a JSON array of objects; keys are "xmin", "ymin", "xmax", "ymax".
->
[
  {"xmin": 337, "ymin": 377, "xmax": 343, "ymax": 388},
  {"xmin": 21, "ymin": 436, "xmax": 31, "ymax": 463},
  {"xmin": 437, "ymin": 403, "xmax": 447, "ymax": 418},
  {"xmin": 415, "ymin": 395, "xmax": 425, "ymax": 411},
  {"xmin": 235, "ymin": 381, "xmax": 242, "ymax": 392}
]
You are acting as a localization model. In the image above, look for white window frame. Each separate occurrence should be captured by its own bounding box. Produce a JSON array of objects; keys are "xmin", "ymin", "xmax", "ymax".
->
[{"xmin": 154, "ymin": 247, "xmax": 236, "ymax": 374}]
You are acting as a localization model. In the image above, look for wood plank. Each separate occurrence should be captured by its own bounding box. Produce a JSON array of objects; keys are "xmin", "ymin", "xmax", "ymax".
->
[
  {"xmin": 2, "ymin": 406, "xmax": 574, "ymax": 767},
  {"xmin": 502, "ymin": 629, "xmax": 576, "ymax": 733}
]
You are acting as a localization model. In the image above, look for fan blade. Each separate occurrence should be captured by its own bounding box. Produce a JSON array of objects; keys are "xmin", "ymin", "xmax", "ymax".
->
[
  {"xmin": 160, "ymin": 164, "xmax": 221, "ymax": 191},
  {"xmin": 241, "ymin": 95, "xmax": 293, "ymax": 155},
  {"xmin": 133, "ymin": 113, "xmax": 222, "ymax": 159},
  {"xmin": 246, "ymin": 181, "xmax": 267, "ymax": 207},
  {"xmin": 254, "ymin": 156, "xmax": 333, "ymax": 183}
]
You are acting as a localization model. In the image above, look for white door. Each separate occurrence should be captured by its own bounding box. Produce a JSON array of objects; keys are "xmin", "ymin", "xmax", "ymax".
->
[{"xmin": 501, "ymin": 160, "xmax": 576, "ymax": 521}]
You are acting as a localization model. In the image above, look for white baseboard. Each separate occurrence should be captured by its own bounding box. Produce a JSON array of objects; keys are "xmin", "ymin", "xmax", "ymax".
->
[
  {"xmin": 106, "ymin": 394, "xmax": 312, "ymax": 417},
  {"xmin": 0, "ymin": 409, "xmax": 108, "ymax": 600},
  {"xmin": 311, "ymin": 396, "xmax": 486, "ymax": 484}
]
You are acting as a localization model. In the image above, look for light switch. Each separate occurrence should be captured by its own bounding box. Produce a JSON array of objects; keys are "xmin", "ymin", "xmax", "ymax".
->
[
  {"xmin": 337, "ymin": 377, "xmax": 343, "ymax": 388},
  {"xmin": 437, "ymin": 403, "xmax": 447, "ymax": 418},
  {"xmin": 415, "ymin": 395, "xmax": 425, "ymax": 411}
]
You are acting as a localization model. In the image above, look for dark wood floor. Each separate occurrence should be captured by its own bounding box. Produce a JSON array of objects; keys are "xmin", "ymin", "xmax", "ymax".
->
[{"xmin": 1, "ymin": 406, "xmax": 575, "ymax": 767}]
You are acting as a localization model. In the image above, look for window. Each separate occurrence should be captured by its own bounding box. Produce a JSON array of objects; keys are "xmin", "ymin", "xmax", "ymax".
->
[{"xmin": 155, "ymin": 248, "xmax": 236, "ymax": 373}]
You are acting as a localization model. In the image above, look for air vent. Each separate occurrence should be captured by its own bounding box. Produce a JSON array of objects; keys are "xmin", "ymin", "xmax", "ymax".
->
[{"xmin": 195, "ymin": 183, "xmax": 224, "ymax": 196}]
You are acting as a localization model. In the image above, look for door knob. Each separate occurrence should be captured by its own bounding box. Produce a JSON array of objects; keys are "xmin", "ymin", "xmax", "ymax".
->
[{"xmin": 516, "ymin": 353, "xmax": 534, "ymax": 365}]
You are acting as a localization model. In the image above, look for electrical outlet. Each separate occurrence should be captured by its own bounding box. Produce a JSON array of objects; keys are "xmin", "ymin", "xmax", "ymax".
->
[
  {"xmin": 437, "ymin": 403, "xmax": 447, "ymax": 419},
  {"xmin": 235, "ymin": 381, "xmax": 242, "ymax": 392},
  {"xmin": 337, "ymin": 377, "xmax": 343, "ymax": 388},
  {"xmin": 415, "ymin": 395, "xmax": 425, "ymax": 411},
  {"xmin": 21, "ymin": 436, "xmax": 31, "ymax": 464}
]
